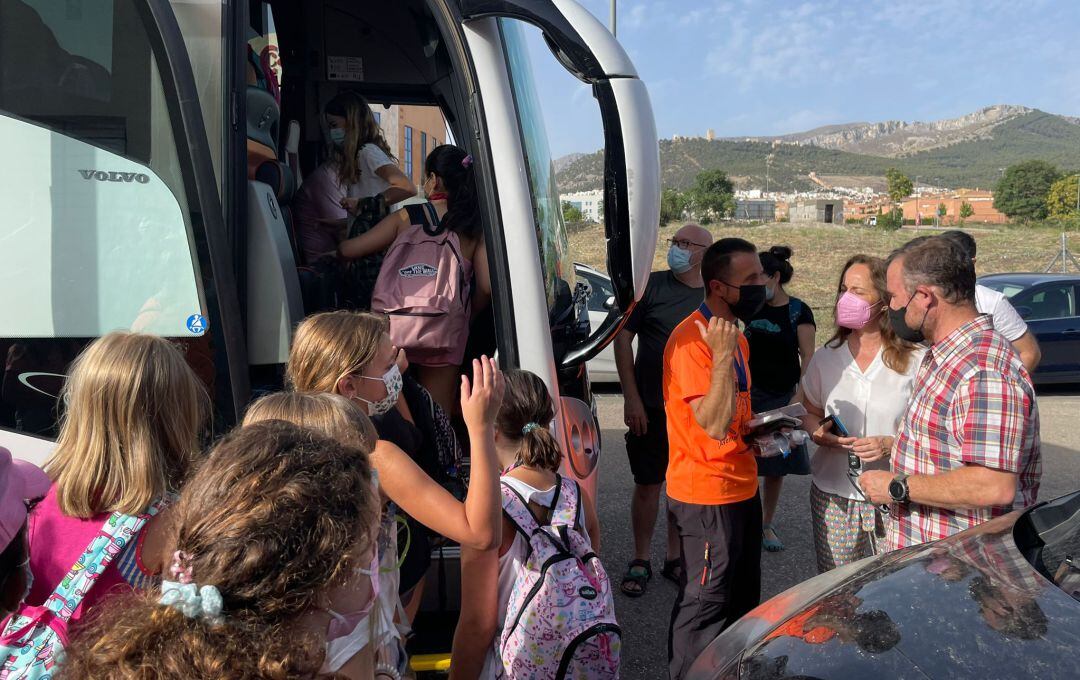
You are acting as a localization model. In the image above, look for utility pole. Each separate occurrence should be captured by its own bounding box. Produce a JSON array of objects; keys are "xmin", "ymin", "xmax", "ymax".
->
[{"xmin": 610, "ymin": 0, "xmax": 617, "ymax": 37}]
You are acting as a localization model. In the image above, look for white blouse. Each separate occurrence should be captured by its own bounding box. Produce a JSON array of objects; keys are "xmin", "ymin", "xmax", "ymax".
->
[{"xmin": 800, "ymin": 341, "xmax": 925, "ymax": 500}]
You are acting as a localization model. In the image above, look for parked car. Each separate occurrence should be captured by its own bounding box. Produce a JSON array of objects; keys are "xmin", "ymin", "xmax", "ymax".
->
[
  {"xmin": 574, "ymin": 263, "xmax": 635, "ymax": 384},
  {"xmin": 979, "ymin": 273, "xmax": 1080, "ymax": 384},
  {"xmin": 688, "ymin": 490, "xmax": 1080, "ymax": 680}
]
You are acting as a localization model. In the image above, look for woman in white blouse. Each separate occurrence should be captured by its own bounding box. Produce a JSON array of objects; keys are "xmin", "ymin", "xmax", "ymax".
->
[{"xmin": 795, "ymin": 255, "xmax": 924, "ymax": 573}]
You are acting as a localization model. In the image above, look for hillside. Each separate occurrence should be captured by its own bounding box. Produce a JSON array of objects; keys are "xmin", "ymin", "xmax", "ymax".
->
[{"xmin": 556, "ymin": 110, "xmax": 1080, "ymax": 192}]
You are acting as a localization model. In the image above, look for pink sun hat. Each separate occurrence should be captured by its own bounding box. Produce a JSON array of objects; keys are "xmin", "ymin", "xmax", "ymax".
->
[{"xmin": 0, "ymin": 447, "xmax": 51, "ymax": 551}]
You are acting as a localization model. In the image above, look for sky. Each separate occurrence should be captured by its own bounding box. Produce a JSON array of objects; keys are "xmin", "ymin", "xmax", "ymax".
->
[{"xmin": 521, "ymin": 0, "xmax": 1080, "ymax": 158}]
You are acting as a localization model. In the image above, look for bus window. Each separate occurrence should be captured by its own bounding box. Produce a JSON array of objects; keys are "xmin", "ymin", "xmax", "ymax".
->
[
  {"xmin": 0, "ymin": 0, "xmax": 221, "ymax": 438},
  {"xmin": 500, "ymin": 19, "xmax": 576, "ymax": 325}
]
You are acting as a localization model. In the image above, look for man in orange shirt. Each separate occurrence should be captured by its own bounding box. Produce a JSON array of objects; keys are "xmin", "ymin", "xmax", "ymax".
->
[{"xmin": 664, "ymin": 237, "xmax": 768, "ymax": 679}]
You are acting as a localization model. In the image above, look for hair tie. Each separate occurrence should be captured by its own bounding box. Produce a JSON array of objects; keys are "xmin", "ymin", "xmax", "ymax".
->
[
  {"xmin": 521, "ymin": 422, "xmax": 540, "ymax": 435},
  {"xmin": 159, "ymin": 580, "xmax": 224, "ymax": 624},
  {"xmin": 169, "ymin": 550, "xmax": 194, "ymax": 585},
  {"xmin": 461, "ymin": 154, "xmax": 474, "ymax": 169}
]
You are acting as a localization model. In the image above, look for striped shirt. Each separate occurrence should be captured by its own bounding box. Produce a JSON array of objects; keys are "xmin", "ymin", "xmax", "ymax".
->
[{"xmin": 885, "ymin": 315, "xmax": 1040, "ymax": 551}]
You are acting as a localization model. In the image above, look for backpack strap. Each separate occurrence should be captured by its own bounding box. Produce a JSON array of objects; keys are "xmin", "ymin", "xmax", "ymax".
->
[
  {"xmin": 501, "ymin": 481, "xmax": 541, "ymax": 543},
  {"xmin": 788, "ymin": 298, "xmax": 803, "ymax": 331},
  {"xmin": 549, "ymin": 475, "xmax": 580, "ymax": 530},
  {"xmin": 404, "ymin": 202, "xmax": 444, "ymax": 237},
  {"xmin": 45, "ymin": 497, "xmax": 168, "ymax": 622}
]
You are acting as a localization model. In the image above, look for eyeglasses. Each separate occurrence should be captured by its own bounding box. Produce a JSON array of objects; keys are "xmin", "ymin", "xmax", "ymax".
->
[{"xmin": 669, "ymin": 238, "xmax": 709, "ymax": 250}]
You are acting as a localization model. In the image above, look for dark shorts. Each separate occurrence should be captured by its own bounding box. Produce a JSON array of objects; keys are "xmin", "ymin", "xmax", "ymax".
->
[
  {"xmin": 750, "ymin": 385, "xmax": 811, "ymax": 477},
  {"xmin": 625, "ymin": 406, "xmax": 669, "ymax": 486}
]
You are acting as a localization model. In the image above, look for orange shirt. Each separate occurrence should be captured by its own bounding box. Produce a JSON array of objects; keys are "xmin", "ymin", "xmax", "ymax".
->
[{"xmin": 663, "ymin": 308, "xmax": 757, "ymax": 505}]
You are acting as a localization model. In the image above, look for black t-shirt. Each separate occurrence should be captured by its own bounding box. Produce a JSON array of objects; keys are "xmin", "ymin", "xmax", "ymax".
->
[
  {"xmin": 744, "ymin": 297, "xmax": 815, "ymax": 394},
  {"xmin": 625, "ymin": 270, "xmax": 704, "ymax": 409}
]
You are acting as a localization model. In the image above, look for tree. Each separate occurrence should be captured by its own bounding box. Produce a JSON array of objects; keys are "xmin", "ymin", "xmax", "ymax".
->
[
  {"xmin": 1046, "ymin": 174, "xmax": 1080, "ymax": 218},
  {"xmin": 959, "ymin": 201, "xmax": 974, "ymax": 226},
  {"xmin": 688, "ymin": 169, "xmax": 735, "ymax": 224},
  {"xmin": 659, "ymin": 188, "xmax": 689, "ymax": 225},
  {"xmin": 561, "ymin": 201, "xmax": 584, "ymax": 224},
  {"xmin": 994, "ymin": 160, "xmax": 1061, "ymax": 220},
  {"xmin": 937, "ymin": 202, "xmax": 947, "ymax": 226},
  {"xmin": 886, "ymin": 167, "xmax": 914, "ymax": 204},
  {"xmin": 878, "ymin": 207, "xmax": 903, "ymax": 231}
]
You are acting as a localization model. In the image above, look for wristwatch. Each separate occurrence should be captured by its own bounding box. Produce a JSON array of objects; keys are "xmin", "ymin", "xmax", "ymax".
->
[{"xmin": 889, "ymin": 472, "xmax": 910, "ymax": 504}]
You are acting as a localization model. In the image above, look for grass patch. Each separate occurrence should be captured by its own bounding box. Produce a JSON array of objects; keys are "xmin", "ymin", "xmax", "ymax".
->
[{"xmin": 568, "ymin": 222, "xmax": 1080, "ymax": 346}]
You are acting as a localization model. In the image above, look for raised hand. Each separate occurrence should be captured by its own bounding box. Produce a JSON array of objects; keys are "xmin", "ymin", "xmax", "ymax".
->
[
  {"xmin": 694, "ymin": 316, "xmax": 740, "ymax": 361},
  {"xmin": 460, "ymin": 356, "xmax": 505, "ymax": 430}
]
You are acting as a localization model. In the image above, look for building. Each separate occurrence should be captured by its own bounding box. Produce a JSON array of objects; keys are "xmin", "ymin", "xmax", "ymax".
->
[
  {"xmin": 560, "ymin": 189, "xmax": 604, "ymax": 223},
  {"xmin": 790, "ymin": 199, "xmax": 844, "ymax": 224},
  {"xmin": 372, "ymin": 104, "xmax": 446, "ymax": 189},
  {"xmin": 735, "ymin": 199, "xmax": 776, "ymax": 221},
  {"xmin": 901, "ymin": 189, "xmax": 1006, "ymax": 225}
]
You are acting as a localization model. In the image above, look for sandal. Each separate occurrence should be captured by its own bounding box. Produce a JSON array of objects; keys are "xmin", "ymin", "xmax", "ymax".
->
[
  {"xmin": 763, "ymin": 524, "xmax": 784, "ymax": 552},
  {"xmin": 660, "ymin": 558, "xmax": 683, "ymax": 584},
  {"xmin": 620, "ymin": 559, "xmax": 652, "ymax": 597}
]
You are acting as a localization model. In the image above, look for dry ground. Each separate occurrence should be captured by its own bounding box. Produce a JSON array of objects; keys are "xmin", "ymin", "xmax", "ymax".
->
[{"xmin": 569, "ymin": 222, "xmax": 1079, "ymax": 344}]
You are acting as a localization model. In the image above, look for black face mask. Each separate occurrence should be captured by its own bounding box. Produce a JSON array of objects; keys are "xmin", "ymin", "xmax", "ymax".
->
[
  {"xmin": 723, "ymin": 283, "xmax": 767, "ymax": 323},
  {"xmin": 889, "ymin": 299, "xmax": 927, "ymax": 344}
]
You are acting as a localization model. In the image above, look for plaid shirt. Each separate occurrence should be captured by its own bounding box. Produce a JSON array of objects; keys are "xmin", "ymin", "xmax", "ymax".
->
[{"xmin": 885, "ymin": 315, "xmax": 1040, "ymax": 551}]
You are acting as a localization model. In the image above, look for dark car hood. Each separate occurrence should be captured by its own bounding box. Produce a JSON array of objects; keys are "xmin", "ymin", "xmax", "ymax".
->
[{"xmin": 691, "ymin": 510, "xmax": 1080, "ymax": 680}]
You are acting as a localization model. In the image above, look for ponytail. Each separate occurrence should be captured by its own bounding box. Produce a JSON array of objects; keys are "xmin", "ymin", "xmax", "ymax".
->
[
  {"xmin": 496, "ymin": 371, "xmax": 562, "ymax": 473},
  {"xmin": 425, "ymin": 145, "xmax": 481, "ymax": 239}
]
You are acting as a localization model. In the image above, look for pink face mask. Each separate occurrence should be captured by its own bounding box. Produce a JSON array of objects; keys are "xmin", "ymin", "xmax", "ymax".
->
[{"xmin": 836, "ymin": 291, "xmax": 882, "ymax": 330}]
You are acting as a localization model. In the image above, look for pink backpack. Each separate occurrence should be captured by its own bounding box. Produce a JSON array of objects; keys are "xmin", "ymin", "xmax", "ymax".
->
[
  {"xmin": 372, "ymin": 203, "xmax": 472, "ymax": 367},
  {"xmin": 499, "ymin": 476, "xmax": 621, "ymax": 679}
]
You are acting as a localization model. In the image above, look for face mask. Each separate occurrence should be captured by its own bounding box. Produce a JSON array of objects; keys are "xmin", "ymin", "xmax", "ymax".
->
[
  {"xmin": 764, "ymin": 284, "xmax": 776, "ymax": 302},
  {"xmin": 356, "ymin": 365, "xmax": 403, "ymax": 417},
  {"xmin": 329, "ymin": 128, "xmax": 346, "ymax": 147},
  {"xmin": 667, "ymin": 246, "xmax": 693, "ymax": 274},
  {"xmin": 836, "ymin": 291, "xmax": 882, "ymax": 330},
  {"xmin": 719, "ymin": 282, "xmax": 767, "ymax": 323},
  {"xmin": 889, "ymin": 297, "xmax": 928, "ymax": 344}
]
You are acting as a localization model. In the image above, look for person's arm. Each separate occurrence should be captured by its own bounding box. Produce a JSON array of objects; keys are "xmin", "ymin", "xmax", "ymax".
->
[
  {"xmin": 449, "ymin": 543, "xmax": 501, "ymax": 680},
  {"xmin": 1011, "ymin": 331, "xmax": 1042, "ymax": 374},
  {"xmin": 688, "ymin": 317, "xmax": 740, "ymax": 440},
  {"xmin": 796, "ymin": 323, "xmax": 816, "ymax": 376},
  {"xmin": 374, "ymin": 358, "xmax": 504, "ymax": 549},
  {"xmin": 860, "ymin": 464, "xmax": 1017, "ymax": 509},
  {"xmin": 337, "ymin": 209, "xmax": 409, "ymax": 260},
  {"xmin": 614, "ymin": 328, "xmax": 646, "ymax": 436},
  {"xmin": 374, "ymin": 163, "xmax": 417, "ymax": 205},
  {"xmin": 471, "ymin": 237, "xmax": 492, "ymax": 320}
]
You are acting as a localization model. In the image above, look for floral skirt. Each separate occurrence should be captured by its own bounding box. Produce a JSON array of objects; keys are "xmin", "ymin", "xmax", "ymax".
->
[{"xmin": 809, "ymin": 482, "xmax": 883, "ymax": 574}]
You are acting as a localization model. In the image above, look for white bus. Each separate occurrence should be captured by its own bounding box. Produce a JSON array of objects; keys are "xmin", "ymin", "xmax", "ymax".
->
[{"xmin": 0, "ymin": 0, "xmax": 658, "ymax": 665}]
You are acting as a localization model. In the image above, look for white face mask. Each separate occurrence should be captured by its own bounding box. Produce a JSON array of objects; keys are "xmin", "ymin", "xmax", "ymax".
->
[
  {"xmin": 329, "ymin": 127, "xmax": 346, "ymax": 147},
  {"xmin": 356, "ymin": 365, "xmax": 403, "ymax": 417}
]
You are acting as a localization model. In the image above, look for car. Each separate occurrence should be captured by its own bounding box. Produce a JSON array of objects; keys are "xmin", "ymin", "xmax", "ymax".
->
[
  {"xmin": 978, "ymin": 273, "xmax": 1080, "ymax": 385},
  {"xmin": 574, "ymin": 262, "xmax": 636, "ymax": 384},
  {"xmin": 688, "ymin": 490, "xmax": 1080, "ymax": 679}
]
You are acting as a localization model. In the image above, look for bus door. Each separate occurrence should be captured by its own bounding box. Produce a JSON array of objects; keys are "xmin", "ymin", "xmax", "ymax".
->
[
  {"xmin": 457, "ymin": 0, "xmax": 661, "ymax": 500},
  {"xmin": 0, "ymin": 0, "xmax": 246, "ymax": 462}
]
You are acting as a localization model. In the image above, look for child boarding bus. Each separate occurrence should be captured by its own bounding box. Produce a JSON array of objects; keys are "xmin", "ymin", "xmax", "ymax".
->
[{"xmin": 0, "ymin": 0, "xmax": 659, "ymax": 669}]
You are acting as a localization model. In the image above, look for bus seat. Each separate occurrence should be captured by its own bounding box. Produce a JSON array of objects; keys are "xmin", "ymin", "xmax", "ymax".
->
[
  {"xmin": 254, "ymin": 160, "xmax": 299, "ymax": 265},
  {"xmin": 246, "ymin": 178, "xmax": 303, "ymax": 366},
  {"xmin": 246, "ymin": 85, "xmax": 280, "ymax": 179}
]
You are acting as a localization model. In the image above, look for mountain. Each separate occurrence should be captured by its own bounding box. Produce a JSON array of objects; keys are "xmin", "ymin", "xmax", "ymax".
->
[
  {"xmin": 553, "ymin": 152, "xmax": 586, "ymax": 174},
  {"xmin": 738, "ymin": 104, "xmax": 1037, "ymax": 157},
  {"xmin": 555, "ymin": 108, "xmax": 1080, "ymax": 193}
]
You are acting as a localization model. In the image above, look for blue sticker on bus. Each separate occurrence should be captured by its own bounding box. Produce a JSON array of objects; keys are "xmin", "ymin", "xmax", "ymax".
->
[{"xmin": 186, "ymin": 314, "xmax": 208, "ymax": 336}]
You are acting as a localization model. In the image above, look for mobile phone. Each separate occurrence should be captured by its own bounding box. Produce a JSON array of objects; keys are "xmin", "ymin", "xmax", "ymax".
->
[{"xmin": 818, "ymin": 414, "xmax": 851, "ymax": 438}]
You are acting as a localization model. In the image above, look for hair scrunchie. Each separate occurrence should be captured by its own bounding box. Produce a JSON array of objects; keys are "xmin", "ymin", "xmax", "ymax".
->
[
  {"xmin": 461, "ymin": 154, "xmax": 474, "ymax": 168},
  {"xmin": 521, "ymin": 422, "xmax": 541, "ymax": 435},
  {"xmin": 159, "ymin": 580, "xmax": 225, "ymax": 624}
]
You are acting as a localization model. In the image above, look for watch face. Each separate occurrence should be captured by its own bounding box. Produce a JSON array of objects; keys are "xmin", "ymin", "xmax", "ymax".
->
[{"xmin": 889, "ymin": 479, "xmax": 905, "ymax": 500}]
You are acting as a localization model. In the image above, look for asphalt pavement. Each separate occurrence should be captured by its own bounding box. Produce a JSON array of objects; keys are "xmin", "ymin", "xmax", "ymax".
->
[{"xmin": 591, "ymin": 387, "xmax": 1080, "ymax": 680}]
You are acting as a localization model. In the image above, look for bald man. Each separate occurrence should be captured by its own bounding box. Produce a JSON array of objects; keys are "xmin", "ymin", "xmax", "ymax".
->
[{"xmin": 615, "ymin": 223, "xmax": 712, "ymax": 597}]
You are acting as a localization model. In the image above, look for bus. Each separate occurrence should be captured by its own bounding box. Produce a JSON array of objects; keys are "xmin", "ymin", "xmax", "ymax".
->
[{"xmin": 0, "ymin": 0, "xmax": 659, "ymax": 665}]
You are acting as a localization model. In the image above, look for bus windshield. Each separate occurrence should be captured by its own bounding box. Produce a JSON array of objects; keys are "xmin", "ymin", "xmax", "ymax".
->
[{"xmin": 0, "ymin": 0, "xmax": 218, "ymax": 438}]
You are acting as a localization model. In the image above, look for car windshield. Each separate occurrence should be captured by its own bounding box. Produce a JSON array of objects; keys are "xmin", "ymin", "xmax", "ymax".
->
[{"xmin": 1017, "ymin": 491, "xmax": 1080, "ymax": 602}]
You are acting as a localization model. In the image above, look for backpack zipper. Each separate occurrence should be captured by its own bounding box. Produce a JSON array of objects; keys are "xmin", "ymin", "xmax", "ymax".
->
[{"xmin": 554, "ymin": 622, "xmax": 622, "ymax": 679}]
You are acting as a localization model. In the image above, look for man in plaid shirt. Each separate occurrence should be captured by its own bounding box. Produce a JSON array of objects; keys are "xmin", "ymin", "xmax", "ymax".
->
[{"xmin": 859, "ymin": 236, "xmax": 1040, "ymax": 551}]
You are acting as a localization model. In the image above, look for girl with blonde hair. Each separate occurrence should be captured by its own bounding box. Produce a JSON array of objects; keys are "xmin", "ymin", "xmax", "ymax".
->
[
  {"xmin": 25, "ymin": 332, "xmax": 208, "ymax": 626},
  {"xmin": 287, "ymin": 311, "xmax": 504, "ymax": 620},
  {"xmin": 58, "ymin": 420, "xmax": 379, "ymax": 679}
]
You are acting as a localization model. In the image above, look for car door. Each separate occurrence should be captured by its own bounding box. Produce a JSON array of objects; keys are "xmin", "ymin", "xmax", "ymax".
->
[{"xmin": 1012, "ymin": 283, "xmax": 1080, "ymax": 382}]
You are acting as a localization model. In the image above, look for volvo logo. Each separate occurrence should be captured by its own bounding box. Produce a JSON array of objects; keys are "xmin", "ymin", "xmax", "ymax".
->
[{"xmin": 78, "ymin": 169, "xmax": 151, "ymax": 184}]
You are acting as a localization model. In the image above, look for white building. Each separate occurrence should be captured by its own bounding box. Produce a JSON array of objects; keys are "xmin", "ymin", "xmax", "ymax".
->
[{"xmin": 560, "ymin": 189, "xmax": 604, "ymax": 223}]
